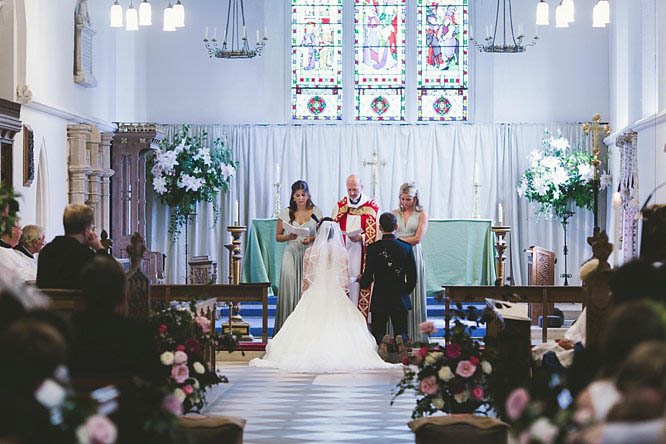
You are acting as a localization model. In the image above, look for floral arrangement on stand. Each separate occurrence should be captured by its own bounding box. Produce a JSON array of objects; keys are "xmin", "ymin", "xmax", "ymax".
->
[
  {"xmin": 517, "ymin": 130, "xmax": 610, "ymax": 221},
  {"xmin": 393, "ymin": 306, "xmax": 495, "ymax": 417},
  {"xmin": 150, "ymin": 301, "xmax": 237, "ymax": 414},
  {"xmin": 148, "ymin": 124, "xmax": 237, "ymax": 242}
]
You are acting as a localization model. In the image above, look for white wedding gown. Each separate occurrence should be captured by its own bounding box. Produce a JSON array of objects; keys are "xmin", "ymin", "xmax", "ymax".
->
[{"xmin": 250, "ymin": 222, "xmax": 398, "ymax": 373}]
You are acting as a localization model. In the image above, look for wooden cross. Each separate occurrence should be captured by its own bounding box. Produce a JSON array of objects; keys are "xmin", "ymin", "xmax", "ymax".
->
[{"xmin": 362, "ymin": 149, "xmax": 386, "ymax": 199}]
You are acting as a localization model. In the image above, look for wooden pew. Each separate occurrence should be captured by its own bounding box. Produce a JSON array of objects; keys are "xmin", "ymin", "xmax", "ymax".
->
[{"xmin": 442, "ymin": 285, "xmax": 585, "ymax": 343}]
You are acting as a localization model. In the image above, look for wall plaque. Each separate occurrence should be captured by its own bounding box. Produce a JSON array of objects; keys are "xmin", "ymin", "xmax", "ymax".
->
[{"xmin": 74, "ymin": 0, "xmax": 97, "ymax": 87}]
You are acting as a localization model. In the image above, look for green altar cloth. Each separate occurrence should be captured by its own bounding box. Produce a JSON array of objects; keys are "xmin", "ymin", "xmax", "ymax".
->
[{"xmin": 242, "ymin": 219, "xmax": 496, "ymax": 296}]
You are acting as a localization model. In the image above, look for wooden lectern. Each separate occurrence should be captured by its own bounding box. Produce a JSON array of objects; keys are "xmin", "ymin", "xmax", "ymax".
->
[{"xmin": 526, "ymin": 246, "xmax": 556, "ymax": 325}]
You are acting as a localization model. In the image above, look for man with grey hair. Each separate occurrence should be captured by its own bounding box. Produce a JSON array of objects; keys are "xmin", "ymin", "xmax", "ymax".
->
[{"xmin": 13, "ymin": 225, "xmax": 46, "ymax": 281}]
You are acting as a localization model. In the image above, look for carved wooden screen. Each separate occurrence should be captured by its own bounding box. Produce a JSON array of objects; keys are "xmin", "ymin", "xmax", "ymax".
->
[{"xmin": 526, "ymin": 245, "xmax": 556, "ymax": 325}]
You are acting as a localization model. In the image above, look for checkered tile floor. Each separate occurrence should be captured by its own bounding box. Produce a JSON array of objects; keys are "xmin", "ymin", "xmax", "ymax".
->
[{"xmin": 204, "ymin": 363, "xmax": 417, "ymax": 443}]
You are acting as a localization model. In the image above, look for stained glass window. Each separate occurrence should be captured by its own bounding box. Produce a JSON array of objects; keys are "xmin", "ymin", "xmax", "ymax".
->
[
  {"xmin": 417, "ymin": 1, "xmax": 469, "ymax": 121},
  {"xmin": 292, "ymin": 0, "xmax": 344, "ymax": 120},
  {"xmin": 354, "ymin": 0, "xmax": 406, "ymax": 121}
]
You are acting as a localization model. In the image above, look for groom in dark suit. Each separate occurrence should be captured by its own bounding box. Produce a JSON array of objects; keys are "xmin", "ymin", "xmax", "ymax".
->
[{"xmin": 359, "ymin": 212, "xmax": 417, "ymax": 344}]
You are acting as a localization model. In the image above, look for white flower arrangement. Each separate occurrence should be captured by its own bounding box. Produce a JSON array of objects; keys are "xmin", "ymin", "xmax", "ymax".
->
[
  {"xmin": 517, "ymin": 130, "xmax": 609, "ymax": 221},
  {"xmin": 149, "ymin": 124, "xmax": 237, "ymax": 242}
]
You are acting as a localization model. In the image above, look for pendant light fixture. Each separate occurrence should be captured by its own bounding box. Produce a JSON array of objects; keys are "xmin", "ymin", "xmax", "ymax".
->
[
  {"xmin": 555, "ymin": 1, "xmax": 569, "ymax": 28},
  {"xmin": 536, "ymin": 0, "xmax": 549, "ymax": 26},
  {"xmin": 563, "ymin": 0, "xmax": 575, "ymax": 23},
  {"xmin": 110, "ymin": 0, "xmax": 123, "ymax": 27},
  {"xmin": 163, "ymin": 2, "xmax": 176, "ymax": 32},
  {"xmin": 126, "ymin": 1, "xmax": 139, "ymax": 31},
  {"xmin": 173, "ymin": 0, "xmax": 185, "ymax": 28},
  {"xmin": 139, "ymin": 0, "xmax": 152, "ymax": 26}
]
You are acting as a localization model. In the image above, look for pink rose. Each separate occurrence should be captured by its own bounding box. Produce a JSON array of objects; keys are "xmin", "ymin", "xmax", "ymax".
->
[
  {"xmin": 419, "ymin": 321, "xmax": 437, "ymax": 334},
  {"xmin": 174, "ymin": 351, "xmax": 188, "ymax": 364},
  {"xmin": 159, "ymin": 324, "xmax": 168, "ymax": 335},
  {"xmin": 162, "ymin": 395, "xmax": 183, "ymax": 416},
  {"xmin": 175, "ymin": 344, "xmax": 186, "ymax": 352},
  {"xmin": 469, "ymin": 356, "xmax": 479, "ymax": 366},
  {"xmin": 195, "ymin": 316, "xmax": 212, "ymax": 334},
  {"xmin": 455, "ymin": 360, "xmax": 477, "ymax": 378},
  {"xmin": 472, "ymin": 385, "xmax": 484, "ymax": 401},
  {"xmin": 171, "ymin": 364, "xmax": 190, "ymax": 384},
  {"xmin": 84, "ymin": 415, "xmax": 117, "ymax": 444},
  {"xmin": 506, "ymin": 388, "xmax": 530, "ymax": 421},
  {"xmin": 183, "ymin": 384, "xmax": 194, "ymax": 395},
  {"xmin": 402, "ymin": 356, "xmax": 410, "ymax": 365},
  {"xmin": 418, "ymin": 347, "xmax": 429, "ymax": 358},
  {"xmin": 446, "ymin": 343, "xmax": 462, "ymax": 359},
  {"xmin": 418, "ymin": 376, "xmax": 439, "ymax": 396}
]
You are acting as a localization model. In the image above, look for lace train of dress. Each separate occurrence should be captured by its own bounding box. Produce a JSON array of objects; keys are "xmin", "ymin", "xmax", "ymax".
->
[
  {"xmin": 250, "ymin": 224, "xmax": 398, "ymax": 373},
  {"xmin": 249, "ymin": 282, "xmax": 398, "ymax": 373}
]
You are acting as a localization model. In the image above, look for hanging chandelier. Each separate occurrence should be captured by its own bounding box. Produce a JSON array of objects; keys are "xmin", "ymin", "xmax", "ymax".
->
[
  {"xmin": 470, "ymin": 0, "xmax": 538, "ymax": 53},
  {"xmin": 535, "ymin": 0, "xmax": 610, "ymax": 29},
  {"xmin": 109, "ymin": 0, "xmax": 185, "ymax": 31},
  {"xmin": 203, "ymin": 0, "xmax": 267, "ymax": 59}
]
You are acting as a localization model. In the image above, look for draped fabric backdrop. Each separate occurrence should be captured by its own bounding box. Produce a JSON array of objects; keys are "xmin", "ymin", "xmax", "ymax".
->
[{"xmin": 148, "ymin": 124, "xmax": 605, "ymax": 287}]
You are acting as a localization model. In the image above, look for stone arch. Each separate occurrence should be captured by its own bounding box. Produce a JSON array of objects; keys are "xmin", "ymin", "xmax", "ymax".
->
[{"xmin": 0, "ymin": 0, "xmax": 27, "ymax": 101}]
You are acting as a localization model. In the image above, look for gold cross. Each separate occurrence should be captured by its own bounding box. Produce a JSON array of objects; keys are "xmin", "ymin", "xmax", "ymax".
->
[
  {"xmin": 583, "ymin": 114, "xmax": 611, "ymax": 228},
  {"xmin": 362, "ymin": 149, "xmax": 387, "ymax": 199}
]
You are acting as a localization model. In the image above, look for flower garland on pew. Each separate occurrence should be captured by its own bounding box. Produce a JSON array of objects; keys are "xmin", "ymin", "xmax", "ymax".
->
[
  {"xmin": 150, "ymin": 301, "xmax": 239, "ymax": 414},
  {"xmin": 148, "ymin": 124, "xmax": 237, "ymax": 243},
  {"xmin": 393, "ymin": 305, "xmax": 496, "ymax": 417}
]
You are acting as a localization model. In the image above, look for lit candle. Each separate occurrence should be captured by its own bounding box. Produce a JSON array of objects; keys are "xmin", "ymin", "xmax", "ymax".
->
[
  {"xmin": 518, "ymin": 23, "xmax": 524, "ymax": 36},
  {"xmin": 264, "ymin": 25, "xmax": 267, "ymax": 39},
  {"xmin": 212, "ymin": 27, "xmax": 217, "ymax": 40},
  {"xmin": 256, "ymin": 29, "xmax": 260, "ymax": 44},
  {"xmin": 485, "ymin": 25, "xmax": 491, "ymax": 38},
  {"xmin": 205, "ymin": 26, "xmax": 209, "ymax": 40},
  {"xmin": 473, "ymin": 162, "xmax": 479, "ymax": 185},
  {"xmin": 233, "ymin": 200, "xmax": 239, "ymax": 225},
  {"xmin": 498, "ymin": 203, "xmax": 503, "ymax": 226},
  {"xmin": 276, "ymin": 162, "xmax": 280, "ymax": 180}
]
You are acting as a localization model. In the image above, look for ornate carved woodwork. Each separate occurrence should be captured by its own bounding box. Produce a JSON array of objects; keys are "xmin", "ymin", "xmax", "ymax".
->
[
  {"xmin": 583, "ymin": 228, "xmax": 614, "ymax": 349},
  {"xmin": 616, "ymin": 131, "xmax": 640, "ymax": 263},
  {"xmin": 22, "ymin": 124, "xmax": 33, "ymax": 187},
  {"xmin": 189, "ymin": 255, "xmax": 218, "ymax": 285},
  {"xmin": 0, "ymin": 98, "xmax": 21, "ymax": 186},
  {"xmin": 66, "ymin": 124, "xmax": 114, "ymax": 231},
  {"xmin": 526, "ymin": 246, "xmax": 556, "ymax": 325},
  {"xmin": 110, "ymin": 123, "xmax": 165, "ymax": 283}
]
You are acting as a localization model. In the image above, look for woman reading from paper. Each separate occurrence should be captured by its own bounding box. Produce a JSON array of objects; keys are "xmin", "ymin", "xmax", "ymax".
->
[{"xmin": 273, "ymin": 180, "xmax": 322, "ymax": 334}]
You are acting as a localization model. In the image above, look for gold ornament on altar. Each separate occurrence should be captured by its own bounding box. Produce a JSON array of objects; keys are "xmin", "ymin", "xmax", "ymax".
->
[
  {"xmin": 223, "ymin": 223, "xmax": 253, "ymax": 340},
  {"xmin": 582, "ymin": 114, "xmax": 611, "ymax": 228}
]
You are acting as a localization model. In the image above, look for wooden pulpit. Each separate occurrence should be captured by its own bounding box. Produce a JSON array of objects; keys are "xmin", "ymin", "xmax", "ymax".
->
[
  {"xmin": 0, "ymin": 99, "xmax": 22, "ymax": 186},
  {"xmin": 526, "ymin": 246, "xmax": 556, "ymax": 325}
]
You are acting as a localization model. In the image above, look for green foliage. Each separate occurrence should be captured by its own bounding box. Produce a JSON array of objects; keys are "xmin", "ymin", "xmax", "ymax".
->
[{"xmin": 0, "ymin": 182, "xmax": 19, "ymax": 236}]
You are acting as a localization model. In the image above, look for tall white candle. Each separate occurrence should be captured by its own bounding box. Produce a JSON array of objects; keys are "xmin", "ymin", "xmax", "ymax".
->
[
  {"xmin": 233, "ymin": 200, "xmax": 239, "ymax": 225},
  {"xmin": 498, "ymin": 203, "xmax": 503, "ymax": 226},
  {"xmin": 212, "ymin": 27, "xmax": 217, "ymax": 40},
  {"xmin": 264, "ymin": 25, "xmax": 268, "ymax": 39},
  {"xmin": 205, "ymin": 26, "xmax": 209, "ymax": 40},
  {"xmin": 473, "ymin": 162, "xmax": 479, "ymax": 185},
  {"xmin": 485, "ymin": 25, "xmax": 491, "ymax": 38},
  {"xmin": 518, "ymin": 23, "xmax": 524, "ymax": 36},
  {"xmin": 256, "ymin": 29, "xmax": 260, "ymax": 44}
]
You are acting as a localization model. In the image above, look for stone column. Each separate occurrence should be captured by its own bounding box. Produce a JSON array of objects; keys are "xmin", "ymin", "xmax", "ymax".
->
[
  {"xmin": 86, "ymin": 125, "xmax": 103, "ymax": 229},
  {"xmin": 67, "ymin": 124, "xmax": 93, "ymax": 205},
  {"xmin": 100, "ymin": 132, "xmax": 114, "ymax": 233}
]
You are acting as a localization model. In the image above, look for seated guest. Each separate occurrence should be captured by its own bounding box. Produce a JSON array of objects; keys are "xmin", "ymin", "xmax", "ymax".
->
[
  {"xmin": 12, "ymin": 224, "xmax": 45, "ymax": 281},
  {"xmin": 68, "ymin": 255, "xmax": 161, "ymax": 384},
  {"xmin": 0, "ymin": 214, "xmax": 23, "ymax": 265},
  {"xmin": 37, "ymin": 204, "xmax": 105, "ymax": 289},
  {"xmin": 574, "ymin": 301, "xmax": 666, "ymax": 422}
]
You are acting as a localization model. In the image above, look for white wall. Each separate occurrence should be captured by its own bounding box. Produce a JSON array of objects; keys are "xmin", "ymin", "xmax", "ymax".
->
[{"xmin": 122, "ymin": 0, "xmax": 609, "ymax": 124}]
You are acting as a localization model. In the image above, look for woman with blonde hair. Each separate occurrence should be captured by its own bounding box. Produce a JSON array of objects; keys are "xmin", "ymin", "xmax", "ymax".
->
[{"xmin": 392, "ymin": 182, "xmax": 429, "ymax": 342}]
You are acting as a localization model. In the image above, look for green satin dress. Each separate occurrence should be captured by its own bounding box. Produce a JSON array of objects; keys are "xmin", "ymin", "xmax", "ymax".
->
[
  {"xmin": 395, "ymin": 210, "xmax": 428, "ymax": 343},
  {"xmin": 273, "ymin": 207, "xmax": 323, "ymax": 335}
]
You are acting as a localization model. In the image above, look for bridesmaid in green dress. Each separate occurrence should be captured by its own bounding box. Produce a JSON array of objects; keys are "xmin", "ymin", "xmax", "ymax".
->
[
  {"xmin": 273, "ymin": 180, "xmax": 323, "ymax": 335},
  {"xmin": 392, "ymin": 182, "xmax": 429, "ymax": 342}
]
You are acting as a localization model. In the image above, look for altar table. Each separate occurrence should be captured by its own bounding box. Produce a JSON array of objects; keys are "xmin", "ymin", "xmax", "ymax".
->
[{"xmin": 242, "ymin": 218, "xmax": 496, "ymax": 296}]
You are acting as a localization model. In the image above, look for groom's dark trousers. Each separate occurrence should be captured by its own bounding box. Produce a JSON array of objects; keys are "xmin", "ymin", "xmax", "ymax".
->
[{"xmin": 359, "ymin": 233, "xmax": 417, "ymax": 344}]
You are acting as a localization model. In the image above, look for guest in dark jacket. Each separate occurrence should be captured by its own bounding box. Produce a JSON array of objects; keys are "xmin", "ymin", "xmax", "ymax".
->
[
  {"xmin": 37, "ymin": 204, "xmax": 106, "ymax": 289},
  {"xmin": 68, "ymin": 255, "xmax": 161, "ymax": 385},
  {"xmin": 360, "ymin": 212, "xmax": 417, "ymax": 344}
]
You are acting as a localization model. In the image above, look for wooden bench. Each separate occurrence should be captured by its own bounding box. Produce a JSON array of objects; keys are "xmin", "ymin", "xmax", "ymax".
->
[{"xmin": 442, "ymin": 285, "xmax": 585, "ymax": 342}]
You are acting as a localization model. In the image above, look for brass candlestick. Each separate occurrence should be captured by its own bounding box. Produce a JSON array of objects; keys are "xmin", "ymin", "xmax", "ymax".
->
[
  {"xmin": 491, "ymin": 226, "xmax": 511, "ymax": 286},
  {"xmin": 223, "ymin": 224, "xmax": 253, "ymax": 340}
]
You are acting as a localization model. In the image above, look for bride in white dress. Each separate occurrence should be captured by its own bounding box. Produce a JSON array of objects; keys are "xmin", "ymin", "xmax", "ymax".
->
[{"xmin": 249, "ymin": 220, "xmax": 398, "ymax": 373}]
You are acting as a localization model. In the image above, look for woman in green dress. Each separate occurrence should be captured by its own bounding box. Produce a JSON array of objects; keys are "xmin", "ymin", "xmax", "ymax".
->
[
  {"xmin": 273, "ymin": 180, "xmax": 323, "ymax": 335},
  {"xmin": 392, "ymin": 182, "xmax": 429, "ymax": 342}
]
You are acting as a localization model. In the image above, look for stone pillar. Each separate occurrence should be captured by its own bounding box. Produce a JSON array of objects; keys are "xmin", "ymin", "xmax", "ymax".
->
[
  {"xmin": 67, "ymin": 124, "xmax": 93, "ymax": 205},
  {"xmin": 100, "ymin": 132, "xmax": 114, "ymax": 233},
  {"xmin": 85, "ymin": 125, "xmax": 103, "ymax": 230}
]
